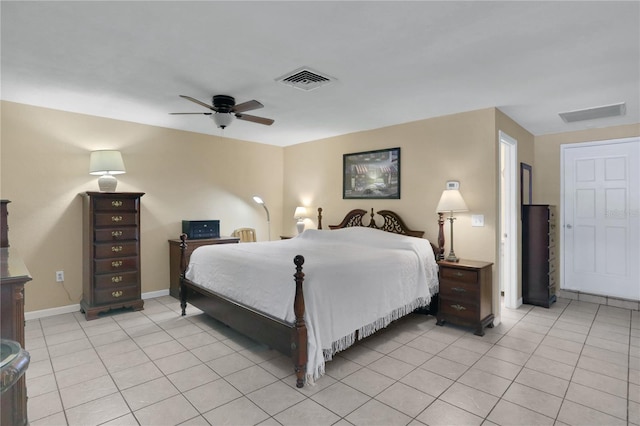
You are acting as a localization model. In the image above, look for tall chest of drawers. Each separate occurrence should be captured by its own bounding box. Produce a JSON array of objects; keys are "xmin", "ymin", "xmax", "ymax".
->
[
  {"xmin": 522, "ymin": 204, "xmax": 557, "ymax": 308},
  {"xmin": 81, "ymin": 192, "xmax": 145, "ymax": 320}
]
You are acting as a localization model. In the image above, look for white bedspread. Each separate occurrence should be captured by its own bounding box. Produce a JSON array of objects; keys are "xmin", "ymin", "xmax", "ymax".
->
[{"xmin": 185, "ymin": 227, "xmax": 439, "ymax": 382}]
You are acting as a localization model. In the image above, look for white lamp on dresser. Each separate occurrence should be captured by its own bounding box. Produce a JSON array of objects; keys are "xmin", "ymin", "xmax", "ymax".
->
[{"xmin": 89, "ymin": 150, "xmax": 126, "ymax": 192}]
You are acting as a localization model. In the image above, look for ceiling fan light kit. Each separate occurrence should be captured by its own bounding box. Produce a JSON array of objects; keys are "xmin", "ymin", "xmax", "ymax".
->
[
  {"xmin": 171, "ymin": 94, "xmax": 274, "ymax": 129},
  {"xmin": 211, "ymin": 113, "xmax": 233, "ymax": 129}
]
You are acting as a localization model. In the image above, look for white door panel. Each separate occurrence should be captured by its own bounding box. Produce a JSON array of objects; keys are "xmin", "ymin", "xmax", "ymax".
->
[{"xmin": 562, "ymin": 138, "xmax": 639, "ymax": 301}]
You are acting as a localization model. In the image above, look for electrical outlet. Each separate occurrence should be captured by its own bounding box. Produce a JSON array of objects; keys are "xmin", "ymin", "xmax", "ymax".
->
[{"xmin": 56, "ymin": 271, "xmax": 64, "ymax": 282}]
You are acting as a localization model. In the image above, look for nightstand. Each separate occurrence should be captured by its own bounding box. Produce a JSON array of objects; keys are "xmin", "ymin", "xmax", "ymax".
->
[
  {"xmin": 168, "ymin": 237, "xmax": 239, "ymax": 298},
  {"xmin": 436, "ymin": 259, "xmax": 494, "ymax": 336}
]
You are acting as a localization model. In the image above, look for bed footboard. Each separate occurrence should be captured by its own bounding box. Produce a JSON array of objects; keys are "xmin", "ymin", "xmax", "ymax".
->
[{"xmin": 178, "ymin": 233, "xmax": 309, "ymax": 388}]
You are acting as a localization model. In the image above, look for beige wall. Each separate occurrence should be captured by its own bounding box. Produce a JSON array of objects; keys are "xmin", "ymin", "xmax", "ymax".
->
[
  {"xmin": 1, "ymin": 101, "xmax": 284, "ymax": 312},
  {"xmin": 283, "ymin": 108, "xmax": 511, "ymax": 319},
  {"xmin": 7, "ymin": 98, "xmax": 632, "ymax": 315},
  {"xmin": 283, "ymin": 108, "xmax": 499, "ymax": 263}
]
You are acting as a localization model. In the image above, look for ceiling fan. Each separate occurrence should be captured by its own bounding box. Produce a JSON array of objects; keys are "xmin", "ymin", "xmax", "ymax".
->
[{"xmin": 171, "ymin": 95, "xmax": 274, "ymax": 129}]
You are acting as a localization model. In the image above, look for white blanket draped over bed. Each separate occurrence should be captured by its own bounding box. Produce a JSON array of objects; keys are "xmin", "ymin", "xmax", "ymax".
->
[{"xmin": 185, "ymin": 227, "xmax": 439, "ymax": 382}]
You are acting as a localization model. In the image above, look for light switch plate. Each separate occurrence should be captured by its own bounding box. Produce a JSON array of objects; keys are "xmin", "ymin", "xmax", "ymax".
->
[{"xmin": 471, "ymin": 215, "xmax": 484, "ymax": 227}]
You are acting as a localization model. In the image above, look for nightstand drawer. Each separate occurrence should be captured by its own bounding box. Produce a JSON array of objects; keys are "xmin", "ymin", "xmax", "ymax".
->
[
  {"xmin": 95, "ymin": 228, "xmax": 138, "ymax": 242},
  {"xmin": 94, "ymin": 285, "xmax": 139, "ymax": 304},
  {"xmin": 440, "ymin": 267, "xmax": 478, "ymax": 284},
  {"xmin": 95, "ymin": 241, "xmax": 138, "ymax": 258},
  {"xmin": 94, "ymin": 271, "xmax": 138, "ymax": 288},
  {"xmin": 439, "ymin": 280, "xmax": 479, "ymax": 300},
  {"xmin": 439, "ymin": 297, "xmax": 479, "ymax": 322},
  {"xmin": 94, "ymin": 257, "xmax": 138, "ymax": 274},
  {"xmin": 95, "ymin": 212, "xmax": 138, "ymax": 227}
]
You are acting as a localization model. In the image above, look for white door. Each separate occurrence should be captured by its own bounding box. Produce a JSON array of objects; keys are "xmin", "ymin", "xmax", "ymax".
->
[
  {"xmin": 499, "ymin": 131, "xmax": 518, "ymax": 310},
  {"xmin": 562, "ymin": 137, "xmax": 640, "ymax": 300}
]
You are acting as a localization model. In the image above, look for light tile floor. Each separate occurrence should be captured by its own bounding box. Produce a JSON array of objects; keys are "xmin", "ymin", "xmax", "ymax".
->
[{"xmin": 25, "ymin": 296, "xmax": 639, "ymax": 425}]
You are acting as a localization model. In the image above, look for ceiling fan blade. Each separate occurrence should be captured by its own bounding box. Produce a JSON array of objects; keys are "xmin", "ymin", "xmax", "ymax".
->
[
  {"xmin": 169, "ymin": 112, "xmax": 212, "ymax": 115},
  {"xmin": 232, "ymin": 100, "xmax": 263, "ymax": 113},
  {"xmin": 179, "ymin": 95, "xmax": 216, "ymax": 111},
  {"xmin": 235, "ymin": 113, "xmax": 274, "ymax": 126}
]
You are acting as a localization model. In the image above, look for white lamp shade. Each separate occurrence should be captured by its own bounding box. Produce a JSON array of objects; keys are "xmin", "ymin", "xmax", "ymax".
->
[
  {"xmin": 436, "ymin": 189, "xmax": 468, "ymax": 213},
  {"xmin": 212, "ymin": 113, "xmax": 233, "ymax": 129},
  {"xmin": 89, "ymin": 150, "xmax": 126, "ymax": 175},
  {"xmin": 293, "ymin": 206, "xmax": 307, "ymax": 219}
]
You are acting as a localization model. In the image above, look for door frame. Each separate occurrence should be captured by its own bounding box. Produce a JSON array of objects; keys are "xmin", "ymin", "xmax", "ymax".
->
[
  {"xmin": 560, "ymin": 136, "xmax": 640, "ymax": 298},
  {"xmin": 499, "ymin": 131, "xmax": 519, "ymax": 311}
]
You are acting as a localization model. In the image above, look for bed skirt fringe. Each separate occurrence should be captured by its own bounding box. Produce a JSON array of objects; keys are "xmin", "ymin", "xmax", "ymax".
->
[{"xmin": 309, "ymin": 296, "xmax": 431, "ymax": 384}]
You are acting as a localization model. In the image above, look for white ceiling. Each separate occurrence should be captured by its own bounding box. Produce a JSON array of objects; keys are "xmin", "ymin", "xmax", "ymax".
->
[{"xmin": 2, "ymin": 1, "xmax": 638, "ymax": 147}]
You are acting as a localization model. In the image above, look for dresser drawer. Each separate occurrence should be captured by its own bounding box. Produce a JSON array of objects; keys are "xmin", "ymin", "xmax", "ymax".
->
[
  {"xmin": 94, "ymin": 241, "xmax": 138, "ymax": 258},
  {"xmin": 94, "ymin": 228, "xmax": 138, "ymax": 242},
  {"xmin": 94, "ymin": 257, "xmax": 138, "ymax": 274},
  {"xmin": 94, "ymin": 285, "xmax": 139, "ymax": 305},
  {"xmin": 439, "ymin": 297, "xmax": 479, "ymax": 322},
  {"xmin": 94, "ymin": 198, "xmax": 138, "ymax": 211},
  {"xmin": 440, "ymin": 267, "xmax": 478, "ymax": 284},
  {"xmin": 94, "ymin": 271, "xmax": 138, "ymax": 288},
  {"xmin": 439, "ymin": 280, "xmax": 479, "ymax": 301},
  {"xmin": 95, "ymin": 212, "xmax": 138, "ymax": 227}
]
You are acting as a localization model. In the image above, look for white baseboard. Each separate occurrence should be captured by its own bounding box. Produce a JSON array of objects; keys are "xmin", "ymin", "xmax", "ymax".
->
[
  {"xmin": 142, "ymin": 289, "xmax": 169, "ymax": 300},
  {"xmin": 25, "ymin": 289, "xmax": 171, "ymax": 321},
  {"xmin": 25, "ymin": 304, "xmax": 80, "ymax": 321}
]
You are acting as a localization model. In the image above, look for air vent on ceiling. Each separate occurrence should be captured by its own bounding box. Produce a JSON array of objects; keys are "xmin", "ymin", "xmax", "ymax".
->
[
  {"xmin": 276, "ymin": 67, "xmax": 334, "ymax": 91},
  {"xmin": 559, "ymin": 102, "xmax": 626, "ymax": 123}
]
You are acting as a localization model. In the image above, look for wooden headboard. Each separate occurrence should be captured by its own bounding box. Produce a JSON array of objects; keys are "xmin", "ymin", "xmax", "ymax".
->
[{"xmin": 316, "ymin": 207, "xmax": 439, "ymax": 257}]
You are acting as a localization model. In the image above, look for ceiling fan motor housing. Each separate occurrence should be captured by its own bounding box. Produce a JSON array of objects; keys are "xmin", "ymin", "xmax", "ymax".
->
[{"xmin": 212, "ymin": 95, "xmax": 235, "ymax": 113}]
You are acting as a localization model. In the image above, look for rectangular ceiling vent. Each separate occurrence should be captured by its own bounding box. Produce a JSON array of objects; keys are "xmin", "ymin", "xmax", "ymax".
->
[
  {"xmin": 559, "ymin": 102, "xmax": 626, "ymax": 123},
  {"xmin": 276, "ymin": 67, "xmax": 334, "ymax": 91}
]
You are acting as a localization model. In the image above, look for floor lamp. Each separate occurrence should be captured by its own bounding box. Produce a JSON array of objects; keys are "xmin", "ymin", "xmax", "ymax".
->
[
  {"xmin": 436, "ymin": 188, "xmax": 468, "ymax": 262},
  {"xmin": 252, "ymin": 196, "xmax": 271, "ymax": 241}
]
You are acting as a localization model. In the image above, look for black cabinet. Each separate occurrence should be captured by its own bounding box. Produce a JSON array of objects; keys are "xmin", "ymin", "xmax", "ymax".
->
[{"xmin": 522, "ymin": 205, "xmax": 557, "ymax": 308}]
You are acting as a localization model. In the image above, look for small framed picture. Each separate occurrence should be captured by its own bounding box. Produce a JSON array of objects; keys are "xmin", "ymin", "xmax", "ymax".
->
[{"xmin": 343, "ymin": 147, "xmax": 400, "ymax": 199}]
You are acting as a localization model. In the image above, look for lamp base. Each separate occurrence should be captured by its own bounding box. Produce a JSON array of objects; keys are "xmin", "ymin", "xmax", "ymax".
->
[
  {"xmin": 445, "ymin": 252, "xmax": 460, "ymax": 262},
  {"xmin": 296, "ymin": 221, "xmax": 305, "ymax": 234},
  {"xmin": 97, "ymin": 175, "xmax": 118, "ymax": 192}
]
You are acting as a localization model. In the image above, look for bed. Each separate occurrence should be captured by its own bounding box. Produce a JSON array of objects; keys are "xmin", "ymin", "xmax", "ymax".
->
[{"xmin": 179, "ymin": 208, "xmax": 440, "ymax": 387}]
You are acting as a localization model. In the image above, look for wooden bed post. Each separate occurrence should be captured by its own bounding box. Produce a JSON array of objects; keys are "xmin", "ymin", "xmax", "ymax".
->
[
  {"xmin": 317, "ymin": 207, "xmax": 323, "ymax": 230},
  {"xmin": 437, "ymin": 213, "xmax": 445, "ymax": 261},
  {"xmin": 179, "ymin": 233, "xmax": 188, "ymax": 316},
  {"xmin": 292, "ymin": 255, "xmax": 308, "ymax": 388}
]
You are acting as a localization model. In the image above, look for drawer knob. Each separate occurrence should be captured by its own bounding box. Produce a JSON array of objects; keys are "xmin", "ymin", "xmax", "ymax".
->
[
  {"xmin": 450, "ymin": 304, "xmax": 466, "ymax": 311},
  {"xmin": 111, "ymin": 201, "xmax": 123, "ymax": 207},
  {"xmin": 112, "ymin": 291, "xmax": 123, "ymax": 298},
  {"xmin": 111, "ymin": 260, "xmax": 123, "ymax": 268},
  {"xmin": 451, "ymin": 287, "xmax": 466, "ymax": 293},
  {"xmin": 111, "ymin": 216, "xmax": 123, "ymax": 222},
  {"xmin": 111, "ymin": 231, "xmax": 123, "ymax": 238},
  {"xmin": 111, "ymin": 246, "xmax": 123, "ymax": 252},
  {"xmin": 111, "ymin": 276, "xmax": 123, "ymax": 283},
  {"xmin": 454, "ymin": 272, "xmax": 464, "ymax": 277}
]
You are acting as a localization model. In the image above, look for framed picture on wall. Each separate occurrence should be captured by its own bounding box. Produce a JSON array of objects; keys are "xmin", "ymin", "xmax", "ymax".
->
[{"xmin": 343, "ymin": 147, "xmax": 401, "ymax": 199}]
